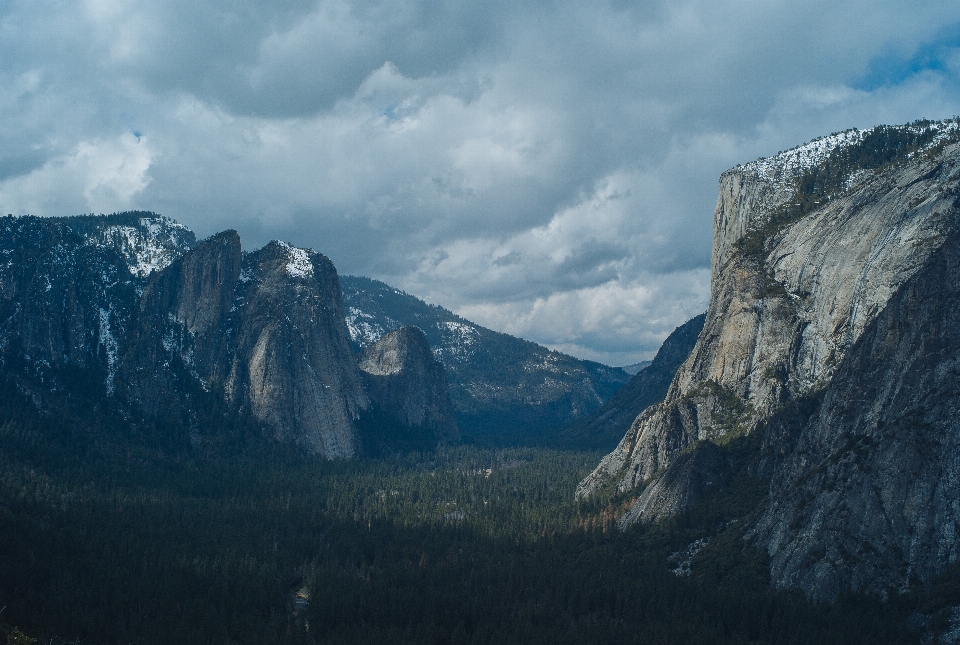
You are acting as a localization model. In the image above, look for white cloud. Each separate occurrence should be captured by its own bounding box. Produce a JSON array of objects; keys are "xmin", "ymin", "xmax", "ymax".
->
[
  {"xmin": 0, "ymin": 133, "xmax": 152, "ymax": 215},
  {"xmin": 458, "ymin": 270, "xmax": 711, "ymax": 365},
  {"xmin": 1, "ymin": 0, "xmax": 960, "ymax": 363}
]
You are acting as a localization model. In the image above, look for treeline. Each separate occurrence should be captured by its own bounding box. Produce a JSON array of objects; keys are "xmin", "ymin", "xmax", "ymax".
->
[
  {"xmin": 0, "ymin": 379, "xmax": 940, "ymax": 644},
  {"xmin": 737, "ymin": 119, "xmax": 960, "ymax": 267}
]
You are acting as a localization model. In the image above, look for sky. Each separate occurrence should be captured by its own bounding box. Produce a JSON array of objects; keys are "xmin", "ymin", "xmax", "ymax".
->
[{"xmin": 2, "ymin": 1, "xmax": 960, "ymax": 365}]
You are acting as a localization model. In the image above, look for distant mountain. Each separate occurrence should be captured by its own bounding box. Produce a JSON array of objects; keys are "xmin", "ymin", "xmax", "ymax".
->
[
  {"xmin": 619, "ymin": 361, "xmax": 651, "ymax": 375},
  {"xmin": 340, "ymin": 275, "xmax": 631, "ymax": 446},
  {"xmin": 558, "ymin": 314, "xmax": 704, "ymax": 451}
]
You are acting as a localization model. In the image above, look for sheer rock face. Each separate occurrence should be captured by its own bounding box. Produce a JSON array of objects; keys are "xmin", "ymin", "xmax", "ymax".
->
[
  {"xmin": 122, "ymin": 230, "xmax": 242, "ymax": 416},
  {"xmin": 358, "ymin": 326, "xmax": 459, "ymax": 444},
  {"xmin": 578, "ymin": 136, "xmax": 960, "ymax": 531},
  {"xmin": 0, "ymin": 214, "xmax": 374, "ymax": 459},
  {"xmin": 123, "ymin": 235, "xmax": 368, "ymax": 457},
  {"xmin": 222, "ymin": 242, "xmax": 368, "ymax": 458},
  {"xmin": 753, "ymin": 230, "xmax": 960, "ymax": 599}
]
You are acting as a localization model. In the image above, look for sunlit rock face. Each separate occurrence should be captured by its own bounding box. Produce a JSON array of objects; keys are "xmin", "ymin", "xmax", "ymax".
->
[
  {"xmin": 754, "ymin": 228, "xmax": 960, "ymax": 600},
  {"xmin": 358, "ymin": 326, "xmax": 459, "ymax": 446},
  {"xmin": 0, "ymin": 214, "xmax": 374, "ymax": 459},
  {"xmin": 578, "ymin": 120, "xmax": 960, "ymax": 598}
]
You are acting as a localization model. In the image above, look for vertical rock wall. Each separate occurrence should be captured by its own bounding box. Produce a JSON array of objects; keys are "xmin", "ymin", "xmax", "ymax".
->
[
  {"xmin": 225, "ymin": 241, "xmax": 368, "ymax": 458},
  {"xmin": 578, "ymin": 137, "xmax": 960, "ymax": 532}
]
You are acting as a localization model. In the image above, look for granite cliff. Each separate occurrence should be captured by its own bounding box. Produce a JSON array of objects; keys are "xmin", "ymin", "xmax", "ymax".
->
[
  {"xmin": 577, "ymin": 119, "xmax": 960, "ymax": 598},
  {"xmin": 357, "ymin": 326, "xmax": 459, "ymax": 451},
  {"xmin": 0, "ymin": 213, "xmax": 461, "ymax": 459}
]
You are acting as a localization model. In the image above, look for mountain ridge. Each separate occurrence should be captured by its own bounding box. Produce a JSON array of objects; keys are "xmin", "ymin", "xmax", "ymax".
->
[
  {"xmin": 0, "ymin": 213, "xmax": 629, "ymax": 456},
  {"xmin": 341, "ymin": 274, "xmax": 630, "ymax": 445}
]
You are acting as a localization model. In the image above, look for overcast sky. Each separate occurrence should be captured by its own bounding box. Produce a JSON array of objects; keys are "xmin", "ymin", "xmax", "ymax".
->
[{"xmin": 2, "ymin": 1, "xmax": 960, "ymax": 365}]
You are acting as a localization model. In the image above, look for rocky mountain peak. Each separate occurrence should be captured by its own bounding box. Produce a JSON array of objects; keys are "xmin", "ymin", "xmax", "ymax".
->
[
  {"xmin": 713, "ymin": 119, "xmax": 960, "ymax": 276},
  {"xmin": 358, "ymin": 326, "xmax": 459, "ymax": 446},
  {"xmin": 143, "ymin": 229, "xmax": 241, "ymax": 337}
]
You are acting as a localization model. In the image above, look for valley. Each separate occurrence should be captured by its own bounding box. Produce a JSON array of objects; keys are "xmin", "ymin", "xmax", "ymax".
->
[
  {"xmin": 5, "ymin": 118, "xmax": 960, "ymax": 643},
  {"xmin": 0, "ymin": 385, "xmax": 918, "ymax": 645}
]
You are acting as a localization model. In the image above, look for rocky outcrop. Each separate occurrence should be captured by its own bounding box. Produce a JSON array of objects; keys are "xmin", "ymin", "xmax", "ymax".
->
[
  {"xmin": 223, "ymin": 241, "xmax": 368, "ymax": 458},
  {"xmin": 579, "ymin": 122, "xmax": 960, "ymax": 531},
  {"xmin": 358, "ymin": 326, "xmax": 458, "ymax": 446},
  {"xmin": 753, "ymin": 228, "xmax": 960, "ymax": 599},
  {"xmin": 120, "ymin": 234, "xmax": 368, "ymax": 457},
  {"xmin": 560, "ymin": 314, "xmax": 705, "ymax": 450},
  {"xmin": 341, "ymin": 275, "xmax": 630, "ymax": 446},
  {"xmin": 0, "ymin": 213, "xmax": 191, "ymax": 398},
  {"xmin": 618, "ymin": 441, "xmax": 730, "ymax": 528}
]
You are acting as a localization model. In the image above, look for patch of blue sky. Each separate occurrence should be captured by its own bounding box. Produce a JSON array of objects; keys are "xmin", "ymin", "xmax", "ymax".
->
[{"xmin": 855, "ymin": 25, "xmax": 960, "ymax": 91}]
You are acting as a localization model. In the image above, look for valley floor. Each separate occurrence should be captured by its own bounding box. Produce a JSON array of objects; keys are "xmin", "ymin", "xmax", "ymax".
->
[{"xmin": 0, "ymin": 391, "xmax": 944, "ymax": 644}]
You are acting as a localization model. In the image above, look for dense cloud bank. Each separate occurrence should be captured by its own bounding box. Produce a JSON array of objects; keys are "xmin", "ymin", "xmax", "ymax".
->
[{"xmin": 2, "ymin": 0, "xmax": 959, "ymax": 363}]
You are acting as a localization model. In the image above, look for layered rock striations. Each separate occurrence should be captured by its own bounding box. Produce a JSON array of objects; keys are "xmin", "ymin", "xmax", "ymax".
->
[
  {"xmin": 578, "ymin": 121, "xmax": 960, "ymax": 546},
  {"xmin": 754, "ymin": 227, "xmax": 960, "ymax": 599}
]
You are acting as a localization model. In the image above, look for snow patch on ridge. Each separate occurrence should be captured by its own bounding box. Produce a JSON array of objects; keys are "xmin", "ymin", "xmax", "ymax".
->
[
  {"xmin": 738, "ymin": 120, "xmax": 960, "ymax": 193},
  {"xmin": 276, "ymin": 241, "xmax": 314, "ymax": 279},
  {"xmin": 86, "ymin": 216, "xmax": 193, "ymax": 278},
  {"xmin": 345, "ymin": 306, "xmax": 397, "ymax": 346}
]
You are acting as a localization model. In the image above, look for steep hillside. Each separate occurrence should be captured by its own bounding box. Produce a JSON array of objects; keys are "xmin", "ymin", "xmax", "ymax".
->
[
  {"xmin": 0, "ymin": 213, "xmax": 465, "ymax": 458},
  {"xmin": 558, "ymin": 314, "xmax": 705, "ymax": 451},
  {"xmin": 577, "ymin": 118, "xmax": 960, "ymax": 598},
  {"xmin": 0, "ymin": 212, "xmax": 193, "ymax": 400},
  {"xmin": 341, "ymin": 275, "xmax": 631, "ymax": 445}
]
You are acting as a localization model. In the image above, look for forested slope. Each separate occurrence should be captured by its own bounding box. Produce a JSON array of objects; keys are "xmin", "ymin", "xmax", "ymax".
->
[{"xmin": 0, "ymin": 376, "xmax": 944, "ymax": 645}]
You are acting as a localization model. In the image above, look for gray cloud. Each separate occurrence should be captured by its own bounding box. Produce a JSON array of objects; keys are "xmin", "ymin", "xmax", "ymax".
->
[{"xmin": 1, "ymin": 0, "xmax": 960, "ymax": 363}]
